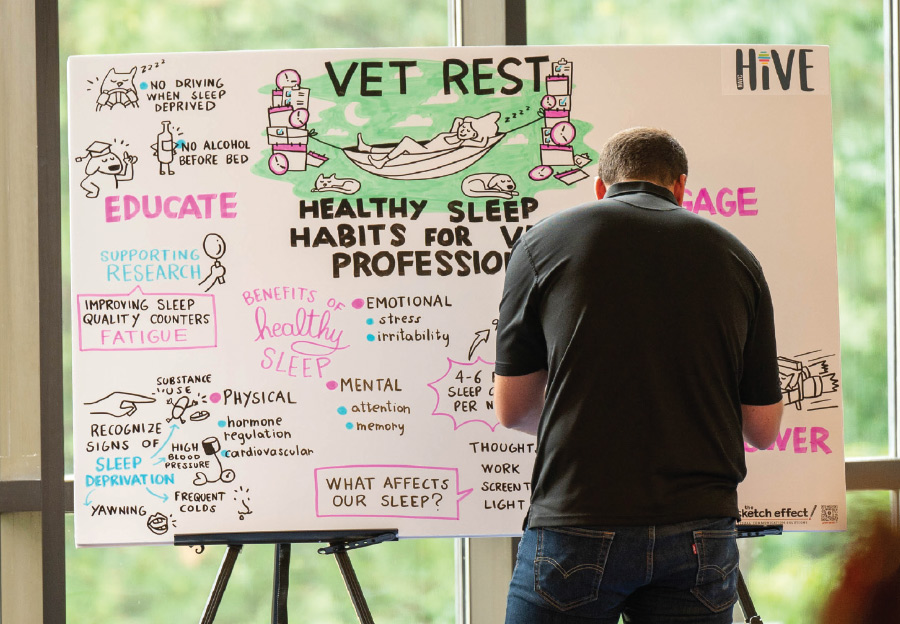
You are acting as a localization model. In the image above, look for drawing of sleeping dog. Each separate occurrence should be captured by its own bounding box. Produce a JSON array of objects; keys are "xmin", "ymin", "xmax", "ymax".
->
[{"xmin": 461, "ymin": 173, "xmax": 519, "ymax": 199}]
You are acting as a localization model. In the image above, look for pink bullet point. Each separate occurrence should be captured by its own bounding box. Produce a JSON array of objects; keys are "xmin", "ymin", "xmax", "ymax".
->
[{"xmin": 210, "ymin": 392, "xmax": 222, "ymax": 403}]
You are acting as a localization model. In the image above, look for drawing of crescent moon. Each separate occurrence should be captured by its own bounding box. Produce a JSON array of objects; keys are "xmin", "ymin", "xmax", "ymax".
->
[{"xmin": 344, "ymin": 102, "xmax": 370, "ymax": 127}]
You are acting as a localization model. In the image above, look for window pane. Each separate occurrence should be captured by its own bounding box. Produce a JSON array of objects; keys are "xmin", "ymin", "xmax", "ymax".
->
[
  {"xmin": 65, "ymin": 515, "xmax": 455, "ymax": 623},
  {"xmin": 739, "ymin": 490, "xmax": 891, "ymax": 623},
  {"xmin": 527, "ymin": 0, "xmax": 888, "ymax": 456},
  {"xmin": 60, "ymin": 2, "xmax": 453, "ymax": 621},
  {"xmin": 60, "ymin": 0, "xmax": 449, "ymax": 472}
]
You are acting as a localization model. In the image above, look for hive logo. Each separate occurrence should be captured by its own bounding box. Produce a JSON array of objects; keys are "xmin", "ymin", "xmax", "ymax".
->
[{"xmin": 725, "ymin": 47, "xmax": 827, "ymax": 95}]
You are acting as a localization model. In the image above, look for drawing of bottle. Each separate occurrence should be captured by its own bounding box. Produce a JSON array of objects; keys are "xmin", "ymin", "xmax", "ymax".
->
[{"xmin": 156, "ymin": 120, "xmax": 175, "ymax": 175}]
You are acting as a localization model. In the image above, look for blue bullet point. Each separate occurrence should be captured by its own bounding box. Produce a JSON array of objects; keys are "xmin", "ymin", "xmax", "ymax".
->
[
  {"xmin": 337, "ymin": 406, "xmax": 348, "ymax": 415},
  {"xmin": 217, "ymin": 420, "xmax": 226, "ymax": 427},
  {"xmin": 366, "ymin": 318, "xmax": 374, "ymax": 325},
  {"xmin": 345, "ymin": 422, "xmax": 353, "ymax": 430},
  {"xmin": 366, "ymin": 334, "xmax": 375, "ymax": 342},
  {"xmin": 140, "ymin": 82, "xmax": 148, "ymax": 90}
]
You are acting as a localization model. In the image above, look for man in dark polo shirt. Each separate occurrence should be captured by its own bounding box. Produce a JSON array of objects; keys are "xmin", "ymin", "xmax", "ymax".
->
[{"xmin": 495, "ymin": 127, "xmax": 783, "ymax": 623}]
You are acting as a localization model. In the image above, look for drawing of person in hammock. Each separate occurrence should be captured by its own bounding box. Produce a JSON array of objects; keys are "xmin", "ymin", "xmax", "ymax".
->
[{"xmin": 353, "ymin": 111, "xmax": 502, "ymax": 174}]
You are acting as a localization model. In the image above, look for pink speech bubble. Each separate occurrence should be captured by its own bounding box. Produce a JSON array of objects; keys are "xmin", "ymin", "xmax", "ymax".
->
[
  {"xmin": 427, "ymin": 356, "xmax": 499, "ymax": 431},
  {"xmin": 314, "ymin": 465, "xmax": 473, "ymax": 520},
  {"xmin": 76, "ymin": 286, "xmax": 217, "ymax": 351}
]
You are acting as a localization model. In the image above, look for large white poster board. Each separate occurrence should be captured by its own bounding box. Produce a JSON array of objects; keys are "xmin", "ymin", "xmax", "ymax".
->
[{"xmin": 69, "ymin": 45, "xmax": 845, "ymax": 546}]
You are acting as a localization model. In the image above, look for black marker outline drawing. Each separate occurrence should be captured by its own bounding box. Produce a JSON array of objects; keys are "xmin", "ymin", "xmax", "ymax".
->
[
  {"xmin": 85, "ymin": 391, "xmax": 156, "ymax": 417},
  {"xmin": 778, "ymin": 350, "xmax": 841, "ymax": 411},
  {"xmin": 166, "ymin": 395, "xmax": 209, "ymax": 424},
  {"xmin": 234, "ymin": 486, "xmax": 253, "ymax": 520},
  {"xmin": 528, "ymin": 58, "xmax": 592, "ymax": 187},
  {"xmin": 151, "ymin": 120, "xmax": 177, "ymax": 175},
  {"xmin": 461, "ymin": 172, "xmax": 519, "ymax": 199},
  {"xmin": 94, "ymin": 66, "xmax": 139, "ymax": 111},
  {"xmin": 265, "ymin": 67, "xmax": 328, "ymax": 174},
  {"xmin": 193, "ymin": 437, "xmax": 236, "ymax": 486},
  {"xmin": 311, "ymin": 173, "xmax": 361, "ymax": 195},
  {"xmin": 468, "ymin": 319, "xmax": 498, "ymax": 361},
  {"xmin": 146, "ymin": 512, "xmax": 170, "ymax": 535},
  {"xmin": 347, "ymin": 112, "xmax": 502, "ymax": 180},
  {"xmin": 199, "ymin": 233, "xmax": 226, "ymax": 291},
  {"xmin": 75, "ymin": 140, "xmax": 137, "ymax": 198}
]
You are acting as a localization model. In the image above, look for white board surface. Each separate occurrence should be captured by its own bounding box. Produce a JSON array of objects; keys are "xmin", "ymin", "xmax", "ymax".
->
[{"xmin": 69, "ymin": 45, "xmax": 846, "ymax": 546}]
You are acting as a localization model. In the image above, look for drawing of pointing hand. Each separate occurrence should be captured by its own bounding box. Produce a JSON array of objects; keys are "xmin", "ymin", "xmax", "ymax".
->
[{"xmin": 85, "ymin": 391, "xmax": 155, "ymax": 417}]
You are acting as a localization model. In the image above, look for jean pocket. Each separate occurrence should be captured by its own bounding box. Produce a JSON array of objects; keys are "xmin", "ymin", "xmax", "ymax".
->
[
  {"xmin": 691, "ymin": 528, "xmax": 739, "ymax": 612},
  {"xmin": 534, "ymin": 527, "xmax": 614, "ymax": 611}
]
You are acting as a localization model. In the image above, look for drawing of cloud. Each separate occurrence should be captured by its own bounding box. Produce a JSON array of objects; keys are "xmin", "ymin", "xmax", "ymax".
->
[
  {"xmin": 394, "ymin": 66, "xmax": 423, "ymax": 79},
  {"xmin": 427, "ymin": 356, "xmax": 500, "ymax": 431},
  {"xmin": 344, "ymin": 102, "xmax": 370, "ymax": 127},
  {"xmin": 393, "ymin": 114, "xmax": 434, "ymax": 128},
  {"xmin": 506, "ymin": 133, "xmax": 529, "ymax": 145},
  {"xmin": 308, "ymin": 98, "xmax": 336, "ymax": 123},
  {"xmin": 424, "ymin": 89, "xmax": 459, "ymax": 105},
  {"xmin": 326, "ymin": 128, "xmax": 349, "ymax": 136}
]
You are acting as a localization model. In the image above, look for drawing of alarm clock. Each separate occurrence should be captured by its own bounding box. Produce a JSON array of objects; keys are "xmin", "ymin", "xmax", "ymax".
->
[
  {"xmin": 541, "ymin": 95, "xmax": 557, "ymax": 110},
  {"xmin": 549, "ymin": 121, "xmax": 576, "ymax": 145},
  {"xmin": 276, "ymin": 69, "xmax": 301, "ymax": 89},
  {"xmin": 268, "ymin": 153, "xmax": 290, "ymax": 175},
  {"xmin": 289, "ymin": 108, "xmax": 309, "ymax": 128}
]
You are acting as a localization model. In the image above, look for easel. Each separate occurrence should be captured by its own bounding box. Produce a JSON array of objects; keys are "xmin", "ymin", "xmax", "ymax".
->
[
  {"xmin": 735, "ymin": 524, "xmax": 783, "ymax": 624},
  {"xmin": 175, "ymin": 529, "xmax": 399, "ymax": 624}
]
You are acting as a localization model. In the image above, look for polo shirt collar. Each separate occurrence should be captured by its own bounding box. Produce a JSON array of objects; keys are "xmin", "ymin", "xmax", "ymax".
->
[{"xmin": 605, "ymin": 181, "xmax": 680, "ymax": 209}]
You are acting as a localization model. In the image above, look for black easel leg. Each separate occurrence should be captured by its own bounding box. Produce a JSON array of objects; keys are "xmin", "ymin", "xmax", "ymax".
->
[
  {"xmin": 332, "ymin": 547, "xmax": 375, "ymax": 624},
  {"xmin": 200, "ymin": 544, "xmax": 243, "ymax": 624},
  {"xmin": 736, "ymin": 568, "xmax": 763, "ymax": 623},
  {"xmin": 272, "ymin": 543, "xmax": 291, "ymax": 624}
]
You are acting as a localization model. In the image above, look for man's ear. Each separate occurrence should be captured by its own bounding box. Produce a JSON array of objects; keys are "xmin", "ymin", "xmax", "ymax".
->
[
  {"xmin": 672, "ymin": 174, "xmax": 687, "ymax": 205},
  {"xmin": 594, "ymin": 177, "xmax": 607, "ymax": 200}
]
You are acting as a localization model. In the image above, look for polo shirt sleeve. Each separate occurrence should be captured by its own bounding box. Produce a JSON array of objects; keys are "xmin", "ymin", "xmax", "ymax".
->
[
  {"xmin": 495, "ymin": 240, "xmax": 548, "ymax": 376},
  {"xmin": 739, "ymin": 271, "xmax": 783, "ymax": 406}
]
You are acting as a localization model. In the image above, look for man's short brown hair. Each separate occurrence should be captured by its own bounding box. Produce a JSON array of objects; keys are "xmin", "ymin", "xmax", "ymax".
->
[{"xmin": 597, "ymin": 127, "xmax": 688, "ymax": 186}]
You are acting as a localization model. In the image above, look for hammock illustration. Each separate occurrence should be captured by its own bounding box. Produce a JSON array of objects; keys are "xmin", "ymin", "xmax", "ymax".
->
[{"xmin": 342, "ymin": 133, "xmax": 506, "ymax": 180}]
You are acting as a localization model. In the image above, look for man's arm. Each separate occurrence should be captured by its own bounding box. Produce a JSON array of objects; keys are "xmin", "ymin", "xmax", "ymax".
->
[
  {"xmin": 742, "ymin": 400, "xmax": 783, "ymax": 449},
  {"xmin": 495, "ymin": 370, "xmax": 548, "ymax": 436}
]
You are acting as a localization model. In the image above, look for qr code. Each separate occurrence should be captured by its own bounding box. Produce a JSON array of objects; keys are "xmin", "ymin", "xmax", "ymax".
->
[{"xmin": 821, "ymin": 505, "xmax": 839, "ymax": 523}]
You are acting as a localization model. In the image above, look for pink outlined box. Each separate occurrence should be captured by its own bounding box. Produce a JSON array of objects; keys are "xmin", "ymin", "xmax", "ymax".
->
[
  {"xmin": 314, "ymin": 465, "xmax": 473, "ymax": 521},
  {"xmin": 427, "ymin": 356, "xmax": 499, "ymax": 431},
  {"xmin": 76, "ymin": 286, "xmax": 217, "ymax": 352}
]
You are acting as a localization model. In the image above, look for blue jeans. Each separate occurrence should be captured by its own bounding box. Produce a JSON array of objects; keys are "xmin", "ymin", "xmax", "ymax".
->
[{"xmin": 505, "ymin": 517, "xmax": 739, "ymax": 623}]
